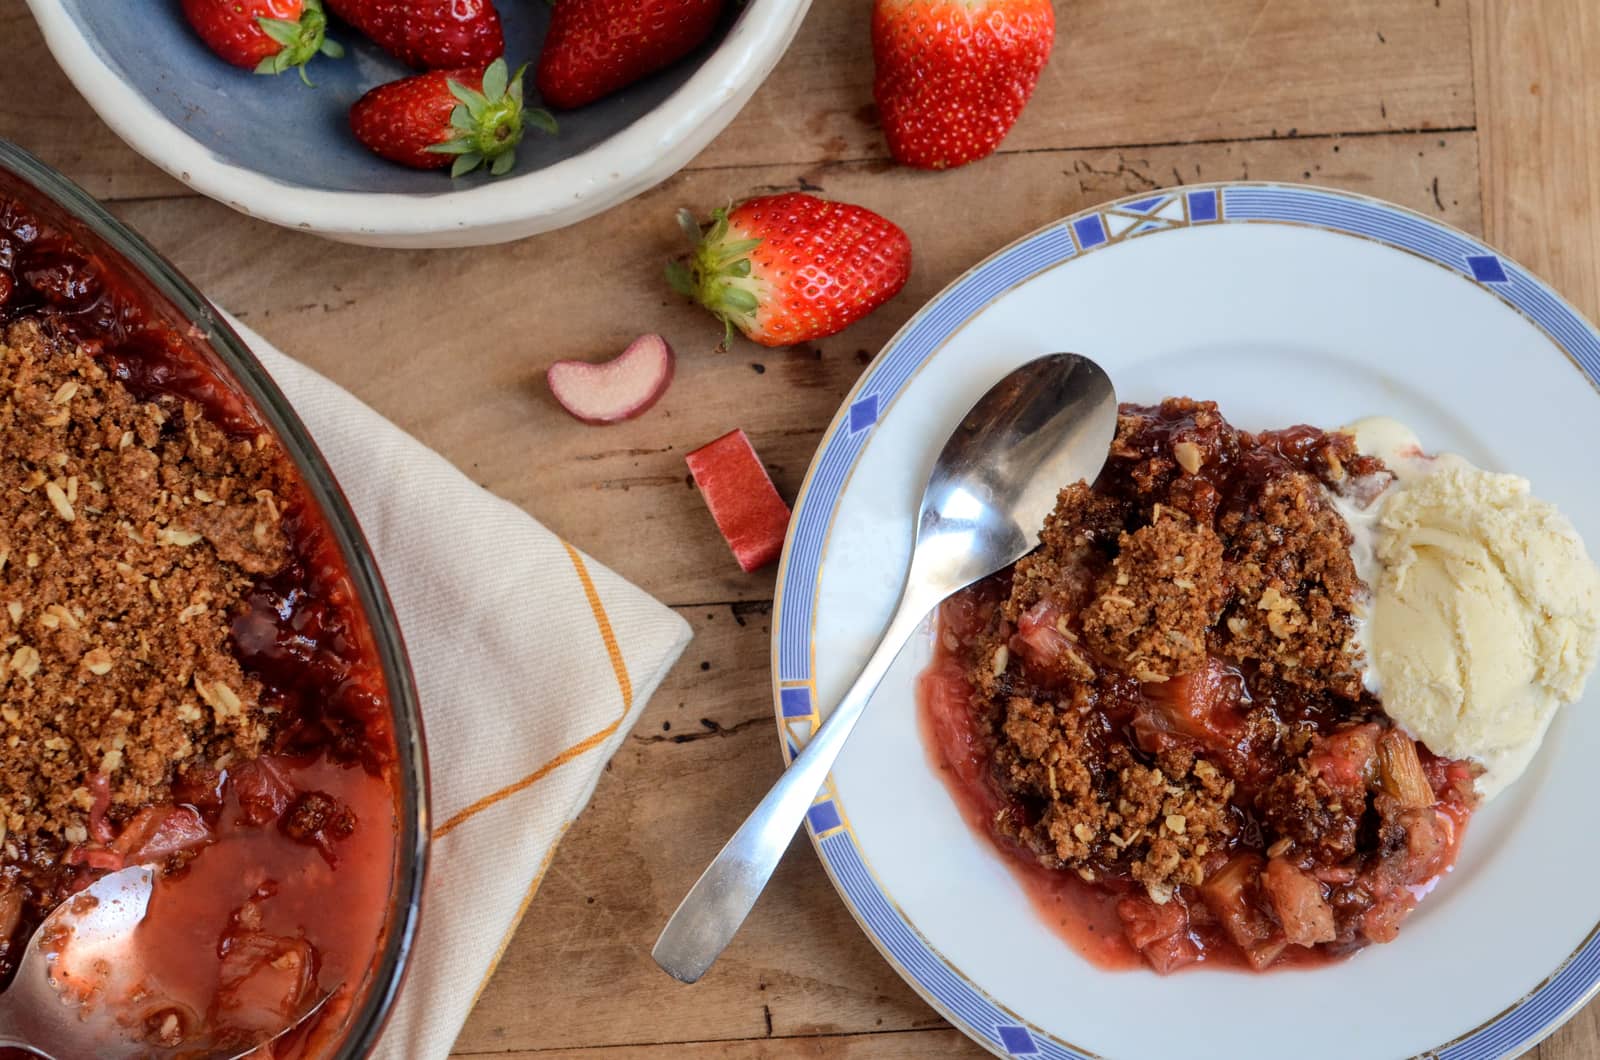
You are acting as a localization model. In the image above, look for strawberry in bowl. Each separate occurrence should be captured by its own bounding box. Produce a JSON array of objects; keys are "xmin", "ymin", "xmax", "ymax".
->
[
  {"xmin": 327, "ymin": 0, "xmax": 504, "ymax": 69},
  {"xmin": 536, "ymin": 0, "xmax": 726, "ymax": 109},
  {"xmin": 349, "ymin": 58, "xmax": 555, "ymax": 177},
  {"xmin": 181, "ymin": 0, "xmax": 344, "ymax": 82}
]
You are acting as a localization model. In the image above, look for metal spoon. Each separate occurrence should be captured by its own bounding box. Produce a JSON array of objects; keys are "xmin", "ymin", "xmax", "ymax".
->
[
  {"xmin": 0, "ymin": 865, "xmax": 336, "ymax": 1058},
  {"xmin": 654, "ymin": 352, "xmax": 1118, "ymax": 983}
]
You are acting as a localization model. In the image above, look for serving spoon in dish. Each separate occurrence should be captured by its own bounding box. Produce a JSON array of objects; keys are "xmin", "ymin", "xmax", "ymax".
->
[
  {"xmin": 654, "ymin": 352, "xmax": 1118, "ymax": 983},
  {"xmin": 0, "ymin": 865, "xmax": 335, "ymax": 1059}
]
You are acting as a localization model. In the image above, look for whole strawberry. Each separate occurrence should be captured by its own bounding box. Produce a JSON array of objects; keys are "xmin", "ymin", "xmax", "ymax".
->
[
  {"xmin": 536, "ymin": 0, "xmax": 724, "ymax": 110},
  {"xmin": 667, "ymin": 193, "xmax": 912, "ymax": 348},
  {"xmin": 182, "ymin": 0, "xmax": 343, "ymax": 82},
  {"xmin": 327, "ymin": 0, "xmax": 502, "ymax": 69},
  {"xmin": 872, "ymin": 0, "xmax": 1055, "ymax": 169},
  {"xmin": 350, "ymin": 58, "xmax": 555, "ymax": 176}
]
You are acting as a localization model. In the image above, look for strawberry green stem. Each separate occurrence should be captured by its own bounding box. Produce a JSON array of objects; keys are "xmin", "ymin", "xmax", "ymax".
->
[
  {"xmin": 425, "ymin": 59, "xmax": 556, "ymax": 178},
  {"xmin": 255, "ymin": 0, "xmax": 343, "ymax": 86},
  {"xmin": 665, "ymin": 208, "xmax": 768, "ymax": 343}
]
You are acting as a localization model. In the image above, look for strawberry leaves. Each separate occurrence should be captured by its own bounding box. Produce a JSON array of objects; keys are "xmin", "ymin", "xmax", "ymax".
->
[
  {"xmin": 667, "ymin": 207, "xmax": 767, "ymax": 346},
  {"xmin": 253, "ymin": 0, "xmax": 343, "ymax": 85},
  {"xmin": 421, "ymin": 58, "xmax": 556, "ymax": 178}
]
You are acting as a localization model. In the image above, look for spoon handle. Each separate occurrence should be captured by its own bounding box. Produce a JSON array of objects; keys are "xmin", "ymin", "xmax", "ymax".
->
[{"xmin": 652, "ymin": 594, "xmax": 934, "ymax": 983}]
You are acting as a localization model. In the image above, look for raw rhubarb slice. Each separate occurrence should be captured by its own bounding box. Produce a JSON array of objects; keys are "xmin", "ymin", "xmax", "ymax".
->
[
  {"xmin": 686, "ymin": 429, "xmax": 791, "ymax": 572},
  {"xmin": 547, "ymin": 333, "xmax": 676, "ymax": 424}
]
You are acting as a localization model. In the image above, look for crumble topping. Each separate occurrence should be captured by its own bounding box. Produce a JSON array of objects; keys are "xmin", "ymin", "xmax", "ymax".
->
[
  {"xmin": 1217, "ymin": 472, "xmax": 1368, "ymax": 699},
  {"xmin": 0, "ymin": 320, "xmax": 292, "ymax": 848},
  {"xmin": 1099, "ymin": 397, "xmax": 1372, "ymax": 696},
  {"xmin": 1081, "ymin": 507, "xmax": 1227, "ymax": 682},
  {"xmin": 993, "ymin": 689, "xmax": 1237, "ymax": 902},
  {"xmin": 960, "ymin": 399, "xmax": 1393, "ymax": 903}
]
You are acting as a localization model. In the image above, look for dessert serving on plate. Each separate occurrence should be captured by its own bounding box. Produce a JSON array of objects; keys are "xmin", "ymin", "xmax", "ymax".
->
[
  {"xmin": 921, "ymin": 397, "xmax": 1600, "ymax": 973},
  {"xmin": 0, "ymin": 172, "xmax": 406, "ymax": 1052}
]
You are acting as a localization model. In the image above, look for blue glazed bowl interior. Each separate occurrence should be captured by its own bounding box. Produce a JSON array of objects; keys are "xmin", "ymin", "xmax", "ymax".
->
[{"xmin": 57, "ymin": 0, "xmax": 735, "ymax": 194}]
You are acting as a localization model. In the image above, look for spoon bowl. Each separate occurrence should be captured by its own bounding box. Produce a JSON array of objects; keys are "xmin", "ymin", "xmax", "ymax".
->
[
  {"xmin": 0, "ymin": 865, "xmax": 335, "ymax": 1059},
  {"xmin": 908, "ymin": 354, "xmax": 1122, "ymax": 611},
  {"xmin": 654, "ymin": 353, "xmax": 1117, "ymax": 984}
]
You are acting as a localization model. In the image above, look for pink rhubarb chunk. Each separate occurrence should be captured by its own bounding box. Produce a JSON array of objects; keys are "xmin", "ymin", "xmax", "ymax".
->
[
  {"xmin": 547, "ymin": 333, "xmax": 675, "ymax": 424},
  {"xmin": 686, "ymin": 429, "xmax": 792, "ymax": 572}
]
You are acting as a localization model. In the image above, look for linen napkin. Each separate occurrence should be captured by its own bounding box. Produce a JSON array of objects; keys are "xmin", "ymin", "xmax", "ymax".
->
[{"xmin": 225, "ymin": 318, "xmax": 693, "ymax": 1058}]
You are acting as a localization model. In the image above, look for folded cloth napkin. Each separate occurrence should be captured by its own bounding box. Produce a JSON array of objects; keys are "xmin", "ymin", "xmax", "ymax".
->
[{"xmin": 226, "ymin": 318, "xmax": 692, "ymax": 1058}]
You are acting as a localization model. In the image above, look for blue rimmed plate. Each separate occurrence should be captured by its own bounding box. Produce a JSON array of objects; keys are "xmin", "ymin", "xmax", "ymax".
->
[{"xmin": 770, "ymin": 183, "xmax": 1600, "ymax": 1060}]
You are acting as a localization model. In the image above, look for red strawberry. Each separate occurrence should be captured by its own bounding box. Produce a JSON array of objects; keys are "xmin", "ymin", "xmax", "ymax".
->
[
  {"xmin": 327, "ymin": 0, "xmax": 502, "ymax": 69},
  {"xmin": 872, "ymin": 0, "xmax": 1055, "ymax": 169},
  {"xmin": 349, "ymin": 58, "xmax": 555, "ymax": 176},
  {"xmin": 667, "ymin": 193, "xmax": 912, "ymax": 348},
  {"xmin": 181, "ymin": 0, "xmax": 343, "ymax": 82},
  {"xmin": 536, "ymin": 0, "xmax": 724, "ymax": 110}
]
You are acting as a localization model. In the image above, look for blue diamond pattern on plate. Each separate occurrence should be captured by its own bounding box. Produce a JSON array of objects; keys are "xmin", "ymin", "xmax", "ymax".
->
[
  {"xmin": 780, "ymin": 686, "xmax": 812, "ymax": 718},
  {"xmin": 1187, "ymin": 188, "xmax": 1219, "ymax": 222},
  {"xmin": 996, "ymin": 1025, "xmax": 1039, "ymax": 1055},
  {"xmin": 806, "ymin": 800, "xmax": 843, "ymax": 834},
  {"xmin": 1072, "ymin": 214, "xmax": 1108, "ymax": 249},
  {"xmin": 849, "ymin": 395, "xmax": 880, "ymax": 433},
  {"xmin": 1467, "ymin": 254, "xmax": 1510, "ymax": 283}
]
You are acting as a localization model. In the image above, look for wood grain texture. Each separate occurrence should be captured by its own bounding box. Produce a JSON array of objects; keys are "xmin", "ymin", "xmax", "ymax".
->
[
  {"xmin": 453, "ymin": 606, "xmax": 952, "ymax": 1054},
  {"xmin": 1471, "ymin": 0, "xmax": 1600, "ymax": 322},
  {"xmin": 0, "ymin": 1, "xmax": 180, "ymax": 201},
  {"xmin": 1474, "ymin": 9, "xmax": 1600, "ymax": 1057},
  {"xmin": 463, "ymin": 1027, "xmax": 984, "ymax": 1058},
  {"xmin": 104, "ymin": 132, "xmax": 1477, "ymax": 607},
  {"xmin": 703, "ymin": 0, "xmax": 1474, "ymax": 170}
]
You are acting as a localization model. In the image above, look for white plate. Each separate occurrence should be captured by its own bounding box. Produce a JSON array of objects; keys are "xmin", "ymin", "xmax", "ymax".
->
[{"xmin": 770, "ymin": 184, "xmax": 1600, "ymax": 1060}]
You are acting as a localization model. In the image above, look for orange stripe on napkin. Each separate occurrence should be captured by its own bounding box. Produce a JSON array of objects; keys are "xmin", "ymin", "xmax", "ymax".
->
[
  {"xmin": 430, "ymin": 543, "xmax": 635, "ymax": 839},
  {"xmin": 562, "ymin": 540, "xmax": 635, "ymax": 710}
]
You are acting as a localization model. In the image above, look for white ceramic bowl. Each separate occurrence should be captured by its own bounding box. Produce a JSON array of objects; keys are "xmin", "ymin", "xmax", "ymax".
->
[{"xmin": 26, "ymin": 0, "xmax": 810, "ymax": 248}]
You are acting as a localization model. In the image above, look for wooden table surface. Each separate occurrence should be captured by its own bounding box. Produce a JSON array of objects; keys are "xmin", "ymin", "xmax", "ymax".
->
[{"xmin": 4, "ymin": 1, "xmax": 1599, "ymax": 1056}]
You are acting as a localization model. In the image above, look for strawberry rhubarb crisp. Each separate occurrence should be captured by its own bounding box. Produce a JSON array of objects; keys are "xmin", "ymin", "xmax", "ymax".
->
[
  {"xmin": 0, "ymin": 190, "xmax": 398, "ymax": 1053},
  {"xmin": 0, "ymin": 318, "xmax": 291, "ymax": 850},
  {"xmin": 921, "ymin": 398, "xmax": 1479, "ymax": 973}
]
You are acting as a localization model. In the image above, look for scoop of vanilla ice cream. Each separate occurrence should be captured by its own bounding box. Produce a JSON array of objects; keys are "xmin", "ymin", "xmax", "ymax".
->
[{"xmin": 1364, "ymin": 457, "xmax": 1600, "ymax": 798}]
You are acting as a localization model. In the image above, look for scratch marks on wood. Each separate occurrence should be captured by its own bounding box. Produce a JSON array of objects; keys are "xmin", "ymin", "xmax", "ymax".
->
[
  {"xmin": 1196, "ymin": 0, "xmax": 1278, "ymax": 125},
  {"xmin": 577, "ymin": 445, "xmax": 677, "ymax": 462}
]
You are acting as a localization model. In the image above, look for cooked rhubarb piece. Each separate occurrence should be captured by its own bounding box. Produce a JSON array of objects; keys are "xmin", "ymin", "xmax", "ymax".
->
[
  {"xmin": 1116, "ymin": 895, "xmax": 1201, "ymax": 974},
  {"xmin": 1261, "ymin": 856, "xmax": 1337, "ymax": 947},
  {"xmin": 686, "ymin": 429, "xmax": 792, "ymax": 572},
  {"xmin": 1377, "ymin": 728, "xmax": 1435, "ymax": 808}
]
